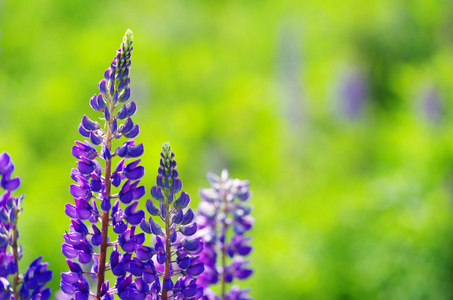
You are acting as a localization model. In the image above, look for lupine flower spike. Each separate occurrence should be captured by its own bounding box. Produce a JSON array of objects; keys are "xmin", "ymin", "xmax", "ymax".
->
[
  {"xmin": 0, "ymin": 152, "xmax": 52, "ymax": 299},
  {"xmin": 140, "ymin": 142, "xmax": 204, "ymax": 299},
  {"xmin": 196, "ymin": 170, "xmax": 253, "ymax": 300},
  {"xmin": 61, "ymin": 29, "xmax": 151, "ymax": 300}
]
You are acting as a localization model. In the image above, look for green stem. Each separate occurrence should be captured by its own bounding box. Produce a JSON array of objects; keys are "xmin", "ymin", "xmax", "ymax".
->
[
  {"xmin": 162, "ymin": 198, "xmax": 171, "ymax": 300},
  {"xmin": 220, "ymin": 192, "xmax": 228, "ymax": 300},
  {"xmin": 12, "ymin": 207, "xmax": 20, "ymax": 300},
  {"xmin": 96, "ymin": 104, "xmax": 114, "ymax": 300}
]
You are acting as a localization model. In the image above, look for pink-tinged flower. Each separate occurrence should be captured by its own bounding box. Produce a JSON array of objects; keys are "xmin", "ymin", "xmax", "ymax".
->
[{"xmin": 196, "ymin": 170, "xmax": 254, "ymax": 300}]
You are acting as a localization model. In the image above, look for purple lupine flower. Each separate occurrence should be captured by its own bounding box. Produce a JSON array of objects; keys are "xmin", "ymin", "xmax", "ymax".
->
[
  {"xmin": 61, "ymin": 29, "xmax": 153, "ymax": 299},
  {"xmin": 339, "ymin": 69, "xmax": 367, "ymax": 119},
  {"xmin": 196, "ymin": 170, "xmax": 253, "ymax": 300},
  {"xmin": 420, "ymin": 85, "xmax": 443, "ymax": 124},
  {"xmin": 0, "ymin": 152, "xmax": 52, "ymax": 299},
  {"xmin": 139, "ymin": 142, "xmax": 204, "ymax": 299}
]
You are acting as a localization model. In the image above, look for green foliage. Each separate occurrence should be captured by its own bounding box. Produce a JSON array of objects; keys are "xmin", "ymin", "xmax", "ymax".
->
[{"xmin": 1, "ymin": 0, "xmax": 453, "ymax": 298}]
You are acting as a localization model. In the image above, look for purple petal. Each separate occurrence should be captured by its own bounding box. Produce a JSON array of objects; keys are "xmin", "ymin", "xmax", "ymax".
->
[
  {"xmin": 62, "ymin": 244, "xmax": 78, "ymax": 259},
  {"xmin": 61, "ymin": 271, "xmax": 80, "ymax": 284},
  {"xmin": 111, "ymin": 118, "xmax": 118, "ymax": 134},
  {"xmin": 236, "ymin": 268, "xmax": 253, "ymax": 280},
  {"xmin": 132, "ymin": 186, "xmax": 145, "ymax": 200},
  {"xmin": 150, "ymin": 220, "xmax": 163, "ymax": 235},
  {"xmin": 0, "ymin": 152, "xmax": 10, "ymax": 171},
  {"xmin": 124, "ymin": 201, "xmax": 138, "ymax": 216},
  {"xmin": 174, "ymin": 192, "xmax": 190, "ymax": 209},
  {"xmin": 97, "ymin": 94, "xmax": 106, "ymax": 109},
  {"xmin": 173, "ymin": 209, "xmax": 183, "ymax": 224},
  {"xmin": 121, "ymin": 240, "xmax": 136, "ymax": 253},
  {"xmin": 182, "ymin": 238, "xmax": 200, "ymax": 252},
  {"xmin": 127, "ymin": 211, "xmax": 145, "ymax": 226},
  {"xmin": 117, "ymin": 105, "xmax": 127, "ymax": 119},
  {"xmin": 121, "ymin": 118, "xmax": 134, "ymax": 133},
  {"xmin": 2, "ymin": 177, "xmax": 20, "ymax": 192},
  {"xmin": 78, "ymin": 124, "xmax": 90, "ymax": 138},
  {"xmin": 116, "ymin": 144, "xmax": 128, "ymax": 157},
  {"xmin": 70, "ymin": 184, "xmax": 89, "ymax": 198},
  {"xmin": 143, "ymin": 272, "xmax": 155, "ymax": 285},
  {"xmin": 112, "ymin": 174, "xmax": 121, "ymax": 187},
  {"xmin": 91, "ymin": 233, "xmax": 103, "ymax": 247},
  {"xmin": 112, "ymin": 262, "xmax": 125, "ymax": 277},
  {"xmin": 77, "ymin": 160, "xmax": 94, "ymax": 175},
  {"xmin": 181, "ymin": 209, "xmax": 194, "ymax": 225},
  {"xmin": 38, "ymin": 270, "xmax": 53, "ymax": 283},
  {"xmin": 182, "ymin": 284, "xmax": 197, "ymax": 298},
  {"xmin": 101, "ymin": 198, "xmax": 112, "ymax": 211},
  {"xmin": 60, "ymin": 280, "xmax": 76, "ymax": 295},
  {"xmin": 120, "ymin": 191, "xmax": 133, "ymax": 204},
  {"xmin": 146, "ymin": 199, "xmax": 159, "ymax": 216},
  {"xmin": 129, "ymin": 260, "xmax": 144, "ymax": 277},
  {"xmin": 103, "ymin": 146, "xmax": 111, "ymax": 161},
  {"xmin": 150, "ymin": 186, "xmax": 164, "ymax": 201},
  {"xmin": 81, "ymin": 115, "xmax": 99, "ymax": 131},
  {"xmin": 104, "ymin": 69, "xmax": 111, "ymax": 81},
  {"xmin": 164, "ymin": 278, "xmax": 173, "ymax": 291},
  {"xmin": 89, "ymin": 94, "xmax": 102, "ymax": 112},
  {"xmin": 113, "ymin": 221, "xmax": 127, "ymax": 234},
  {"xmin": 134, "ymin": 233, "xmax": 145, "ymax": 245},
  {"xmin": 180, "ymin": 222, "xmax": 197, "ymax": 236},
  {"xmin": 125, "ymin": 166, "xmax": 144, "ymax": 180},
  {"xmin": 187, "ymin": 262, "xmax": 204, "ymax": 276},
  {"xmin": 90, "ymin": 176, "xmax": 102, "ymax": 192},
  {"xmin": 123, "ymin": 124, "xmax": 139, "ymax": 138},
  {"xmin": 66, "ymin": 259, "xmax": 83, "ymax": 273},
  {"xmin": 136, "ymin": 245, "xmax": 154, "ymax": 261},
  {"xmin": 127, "ymin": 143, "xmax": 144, "ymax": 158},
  {"xmin": 64, "ymin": 204, "xmax": 78, "ymax": 218},
  {"xmin": 171, "ymin": 179, "xmax": 182, "ymax": 193},
  {"xmin": 99, "ymin": 79, "xmax": 108, "ymax": 95},
  {"xmin": 126, "ymin": 102, "xmax": 137, "ymax": 117},
  {"xmin": 177, "ymin": 257, "xmax": 190, "ymax": 270},
  {"xmin": 90, "ymin": 132, "xmax": 102, "ymax": 146},
  {"xmin": 140, "ymin": 220, "xmax": 152, "ymax": 234},
  {"xmin": 120, "ymin": 87, "xmax": 131, "ymax": 102},
  {"xmin": 112, "ymin": 91, "xmax": 119, "ymax": 103},
  {"xmin": 104, "ymin": 106, "xmax": 110, "ymax": 121}
]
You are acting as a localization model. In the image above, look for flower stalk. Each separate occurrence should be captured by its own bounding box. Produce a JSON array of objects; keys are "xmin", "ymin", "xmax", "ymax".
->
[
  {"xmin": 0, "ymin": 152, "xmax": 52, "ymax": 300},
  {"xmin": 141, "ymin": 142, "xmax": 205, "ymax": 299},
  {"xmin": 196, "ymin": 170, "xmax": 254, "ymax": 300},
  {"xmin": 96, "ymin": 103, "xmax": 114, "ymax": 299},
  {"xmin": 12, "ymin": 207, "xmax": 20, "ymax": 300},
  {"xmin": 61, "ymin": 29, "xmax": 150, "ymax": 299}
]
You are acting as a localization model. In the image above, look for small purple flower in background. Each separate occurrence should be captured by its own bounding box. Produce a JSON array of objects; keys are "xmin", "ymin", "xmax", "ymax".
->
[
  {"xmin": 0, "ymin": 152, "xmax": 52, "ymax": 299},
  {"xmin": 339, "ymin": 69, "xmax": 368, "ymax": 119},
  {"xmin": 196, "ymin": 170, "xmax": 253, "ymax": 300},
  {"xmin": 61, "ymin": 29, "xmax": 152, "ymax": 300},
  {"xmin": 139, "ymin": 142, "xmax": 204, "ymax": 300},
  {"xmin": 419, "ymin": 85, "xmax": 443, "ymax": 124}
]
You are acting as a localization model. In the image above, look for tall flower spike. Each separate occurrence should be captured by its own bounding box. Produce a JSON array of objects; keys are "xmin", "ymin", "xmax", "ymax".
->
[
  {"xmin": 138, "ymin": 142, "xmax": 204, "ymax": 299},
  {"xmin": 62, "ymin": 29, "xmax": 150, "ymax": 300},
  {"xmin": 196, "ymin": 170, "xmax": 253, "ymax": 300},
  {"xmin": 0, "ymin": 152, "xmax": 52, "ymax": 299}
]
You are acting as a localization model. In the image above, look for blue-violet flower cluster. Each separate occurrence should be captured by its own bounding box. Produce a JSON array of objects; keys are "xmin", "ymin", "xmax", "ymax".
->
[
  {"xmin": 139, "ymin": 142, "xmax": 204, "ymax": 300},
  {"xmin": 0, "ymin": 28, "xmax": 256, "ymax": 300},
  {"xmin": 61, "ymin": 29, "xmax": 152, "ymax": 300},
  {"xmin": 0, "ymin": 152, "xmax": 52, "ymax": 300},
  {"xmin": 196, "ymin": 170, "xmax": 253, "ymax": 300}
]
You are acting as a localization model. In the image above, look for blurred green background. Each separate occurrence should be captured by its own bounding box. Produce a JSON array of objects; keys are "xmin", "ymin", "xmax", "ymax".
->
[{"xmin": 2, "ymin": 0, "xmax": 453, "ymax": 299}]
